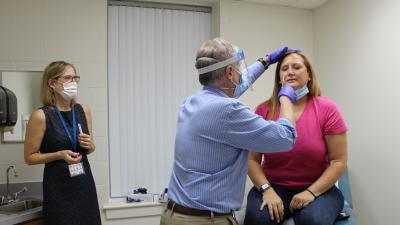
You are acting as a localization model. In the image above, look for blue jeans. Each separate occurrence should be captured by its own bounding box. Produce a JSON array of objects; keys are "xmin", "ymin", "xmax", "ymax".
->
[{"xmin": 244, "ymin": 185, "xmax": 344, "ymax": 225}]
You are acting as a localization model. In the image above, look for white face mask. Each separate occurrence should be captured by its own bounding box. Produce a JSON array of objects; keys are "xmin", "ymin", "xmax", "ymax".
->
[{"xmin": 59, "ymin": 82, "xmax": 78, "ymax": 101}]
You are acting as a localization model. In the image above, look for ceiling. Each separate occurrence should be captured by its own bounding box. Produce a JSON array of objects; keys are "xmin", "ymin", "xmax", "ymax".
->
[{"xmin": 239, "ymin": 0, "xmax": 329, "ymax": 9}]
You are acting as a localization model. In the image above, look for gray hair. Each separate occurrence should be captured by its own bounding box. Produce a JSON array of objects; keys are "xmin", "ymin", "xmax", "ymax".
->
[{"xmin": 195, "ymin": 37, "xmax": 237, "ymax": 86}]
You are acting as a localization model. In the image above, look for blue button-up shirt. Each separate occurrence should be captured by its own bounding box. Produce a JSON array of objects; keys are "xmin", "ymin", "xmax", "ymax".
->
[{"xmin": 168, "ymin": 86, "xmax": 297, "ymax": 213}]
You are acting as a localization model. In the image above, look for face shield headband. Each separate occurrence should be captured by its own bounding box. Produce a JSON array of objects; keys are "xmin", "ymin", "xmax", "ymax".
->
[{"xmin": 197, "ymin": 50, "xmax": 248, "ymax": 75}]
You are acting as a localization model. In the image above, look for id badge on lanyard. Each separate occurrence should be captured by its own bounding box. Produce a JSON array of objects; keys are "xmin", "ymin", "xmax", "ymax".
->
[
  {"xmin": 68, "ymin": 162, "xmax": 85, "ymax": 177},
  {"xmin": 56, "ymin": 105, "xmax": 85, "ymax": 177}
]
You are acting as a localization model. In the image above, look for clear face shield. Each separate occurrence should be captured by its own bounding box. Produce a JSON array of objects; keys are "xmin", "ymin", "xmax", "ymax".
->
[
  {"xmin": 198, "ymin": 50, "xmax": 252, "ymax": 98},
  {"xmin": 197, "ymin": 49, "xmax": 248, "ymax": 77}
]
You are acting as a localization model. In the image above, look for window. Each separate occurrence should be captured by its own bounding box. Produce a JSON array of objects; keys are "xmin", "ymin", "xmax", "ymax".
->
[{"xmin": 108, "ymin": 2, "xmax": 211, "ymax": 197}]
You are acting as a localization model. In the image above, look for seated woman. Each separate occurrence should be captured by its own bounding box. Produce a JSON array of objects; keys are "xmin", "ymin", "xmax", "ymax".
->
[{"xmin": 244, "ymin": 51, "xmax": 348, "ymax": 225}]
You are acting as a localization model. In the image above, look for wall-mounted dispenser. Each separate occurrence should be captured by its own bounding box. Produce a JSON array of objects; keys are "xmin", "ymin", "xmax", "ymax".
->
[{"xmin": 0, "ymin": 86, "xmax": 18, "ymax": 127}]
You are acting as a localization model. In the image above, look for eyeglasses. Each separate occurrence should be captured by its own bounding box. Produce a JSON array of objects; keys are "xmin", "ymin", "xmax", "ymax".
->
[{"xmin": 56, "ymin": 75, "xmax": 81, "ymax": 83}]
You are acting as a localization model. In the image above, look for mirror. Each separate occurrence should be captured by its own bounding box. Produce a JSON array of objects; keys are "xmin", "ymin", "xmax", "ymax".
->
[{"xmin": 1, "ymin": 71, "xmax": 42, "ymax": 143}]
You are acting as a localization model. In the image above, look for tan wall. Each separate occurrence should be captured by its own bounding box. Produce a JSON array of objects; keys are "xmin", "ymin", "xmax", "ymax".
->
[
  {"xmin": 313, "ymin": 0, "xmax": 400, "ymax": 224},
  {"xmin": 219, "ymin": 0, "xmax": 313, "ymax": 110}
]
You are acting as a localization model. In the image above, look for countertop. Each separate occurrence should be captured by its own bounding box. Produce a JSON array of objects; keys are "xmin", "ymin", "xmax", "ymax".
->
[{"xmin": 0, "ymin": 206, "xmax": 42, "ymax": 225}]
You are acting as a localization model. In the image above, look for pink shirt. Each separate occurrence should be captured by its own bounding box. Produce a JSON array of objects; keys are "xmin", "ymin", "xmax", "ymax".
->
[{"xmin": 255, "ymin": 96, "xmax": 348, "ymax": 189}]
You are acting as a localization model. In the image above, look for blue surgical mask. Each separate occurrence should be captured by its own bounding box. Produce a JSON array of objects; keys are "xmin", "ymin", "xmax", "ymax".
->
[
  {"xmin": 295, "ymin": 84, "xmax": 309, "ymax": 100},
  {"xmin": 232, "ymin": 69, "xmax": 252, "ymax": 98}
]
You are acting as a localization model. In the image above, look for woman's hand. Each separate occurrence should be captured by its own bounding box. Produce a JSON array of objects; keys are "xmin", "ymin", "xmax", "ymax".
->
[
  {"xmin": 260, "ymin": 188, "xmax": 284, "ymax": 223},
  {"xmin": 59, "ymin": 150, "xmax": 81, "ymax": 164},
  {"xmin": 289, "ymin": 190, "xmax": 315, "ymax": 212},
  {"xmin": 78, "ymin": 133, "xmax": 95, "ymax": 152}
]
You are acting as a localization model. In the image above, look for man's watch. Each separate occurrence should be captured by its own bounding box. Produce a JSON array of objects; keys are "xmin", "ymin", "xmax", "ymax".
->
[
  {"xmin": 257, "ymin": 58, "xmax": 269, "ymax": 70},
  {"xmin": 260, "ymin": 182, "xmax": 271, "ymax": 193}
]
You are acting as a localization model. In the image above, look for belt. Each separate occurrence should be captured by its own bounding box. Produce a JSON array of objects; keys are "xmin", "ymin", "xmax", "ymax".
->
[{"xmin": 167, "ymin": 200, "xmax": 233, "ymax": 217}]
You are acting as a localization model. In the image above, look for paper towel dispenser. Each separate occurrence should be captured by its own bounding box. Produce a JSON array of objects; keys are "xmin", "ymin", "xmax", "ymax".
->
[{"xmin": 0, "ymin": 86, "xmax": 18, "ymax": 127}]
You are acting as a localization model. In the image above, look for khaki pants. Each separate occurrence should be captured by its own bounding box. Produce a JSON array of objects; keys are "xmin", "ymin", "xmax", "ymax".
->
[{"xmin": 160, "ymin": 208, "xmax": 239, "ymax": 225}]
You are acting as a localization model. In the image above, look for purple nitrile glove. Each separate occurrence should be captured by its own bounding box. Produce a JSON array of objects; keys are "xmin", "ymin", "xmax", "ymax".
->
[
  {"xmin": 278, "ymin": 84, "xmax": 297, "ymax": 103},
  {"xmin": 267, "ymin": 46, "xmax": 301, "ymax": 65}
]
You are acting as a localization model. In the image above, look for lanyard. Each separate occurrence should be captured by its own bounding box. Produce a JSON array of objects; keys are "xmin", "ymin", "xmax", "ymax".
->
[{"xmin": 55, "ymin": 105, "xmax": 77, "ymax": 152}]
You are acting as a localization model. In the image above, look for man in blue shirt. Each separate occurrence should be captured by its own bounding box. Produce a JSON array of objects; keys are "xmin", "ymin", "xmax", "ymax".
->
[{"xmin": 161, "ymin": 37, "xmax": 298, "ymax": 225}]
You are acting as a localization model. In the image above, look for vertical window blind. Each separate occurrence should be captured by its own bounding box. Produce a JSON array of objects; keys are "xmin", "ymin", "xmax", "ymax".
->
[{"xmin": 108, "ymin": 3, "xmax": 211, "ymax": 197}]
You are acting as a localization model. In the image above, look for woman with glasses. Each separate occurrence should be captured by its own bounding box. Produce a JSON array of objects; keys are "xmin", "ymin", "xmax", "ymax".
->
[{"xmin": 24, "ymin": 61, "xmax": 101, "ymax": 225}]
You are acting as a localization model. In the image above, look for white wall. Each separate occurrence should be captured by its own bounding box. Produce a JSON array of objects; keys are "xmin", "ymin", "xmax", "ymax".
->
[
  {"xmin": 0, "ymin": 0, "xmax": 109, "ymax": 223},
  {"xmin": 313, "ymin": 0, "xmax": 400, "ymax": 224}
]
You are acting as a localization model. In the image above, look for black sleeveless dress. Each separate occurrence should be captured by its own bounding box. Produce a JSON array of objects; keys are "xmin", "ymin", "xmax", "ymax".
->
[{"xmin": 40, "ymin": 104, "xmax": 101, "ymax": 225}]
